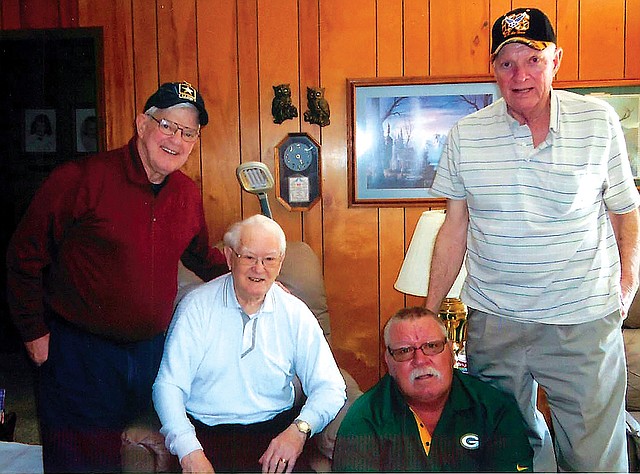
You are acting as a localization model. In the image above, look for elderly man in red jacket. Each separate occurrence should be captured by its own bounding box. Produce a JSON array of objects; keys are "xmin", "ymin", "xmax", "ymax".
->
[{"xmin": 6, "ymin": 81, "xmax": 227, "ymax": 473}]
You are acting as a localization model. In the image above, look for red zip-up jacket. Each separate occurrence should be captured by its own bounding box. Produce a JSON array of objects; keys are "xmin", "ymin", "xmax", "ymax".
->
[{"xmin": 6, "ymin": 138, "xmax": 227, "ymax": 343}]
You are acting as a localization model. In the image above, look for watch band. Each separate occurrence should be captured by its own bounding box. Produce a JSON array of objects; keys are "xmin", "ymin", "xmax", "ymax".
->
[{"xmin": 293, "ymin": 419, "xmax": 311, "ymax": 438}]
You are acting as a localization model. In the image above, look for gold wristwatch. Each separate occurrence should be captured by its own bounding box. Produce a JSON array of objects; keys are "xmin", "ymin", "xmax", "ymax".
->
[{"xmin": 294, "ymin": 419, "xmax": 311, "ymax": 438}]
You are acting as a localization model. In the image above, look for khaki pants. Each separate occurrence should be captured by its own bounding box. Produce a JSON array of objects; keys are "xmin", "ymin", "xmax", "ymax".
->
[{"xmin": 466, "ymin": 310, "xmax": 628, "ymax": 472}]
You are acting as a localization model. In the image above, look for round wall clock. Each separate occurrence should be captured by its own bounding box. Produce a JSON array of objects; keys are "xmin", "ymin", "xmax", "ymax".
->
[{"xmin": 274, "ymin": 132, "xmax": 321, "ymax": 211}]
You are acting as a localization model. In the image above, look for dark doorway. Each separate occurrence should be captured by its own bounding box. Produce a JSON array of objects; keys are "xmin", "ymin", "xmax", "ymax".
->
[{"xmin": 0, "ymin": 27, "xmax": 104, "ymax": 352}]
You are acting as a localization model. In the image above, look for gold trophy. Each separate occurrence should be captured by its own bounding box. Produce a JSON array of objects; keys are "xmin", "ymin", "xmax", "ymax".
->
[{"xmin": 438, "ymin": 297, "xmax": 467, "ymax": 370}]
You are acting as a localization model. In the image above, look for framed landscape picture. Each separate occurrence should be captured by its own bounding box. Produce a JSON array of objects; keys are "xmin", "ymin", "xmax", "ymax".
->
[
  {"xmin": 347, "ymin": 76, "xmax": 498, "ymax": 208},
  {"xmin": 555, "ymin": 79, "xmax": 640, "ymax": 186}
]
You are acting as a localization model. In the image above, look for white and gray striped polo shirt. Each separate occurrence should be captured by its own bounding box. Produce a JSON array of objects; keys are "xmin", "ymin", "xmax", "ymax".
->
[{"xmin": 432, "ymin": 89, "xmax": 640, "ymax": 324}]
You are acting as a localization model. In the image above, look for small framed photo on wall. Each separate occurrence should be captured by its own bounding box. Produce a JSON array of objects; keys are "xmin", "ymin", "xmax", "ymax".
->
[
  {"xmin": 24, "ymin": 108, "xmax": 56, "ymax": 153},
  {"xmin": 75, "ymin": 108, "xmax": 98, "ymax": 153}
]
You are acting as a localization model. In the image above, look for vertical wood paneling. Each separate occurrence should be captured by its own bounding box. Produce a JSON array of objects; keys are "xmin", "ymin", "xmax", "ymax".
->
[
  {"xmin": 258, "ymin": 0, "xmax": 302, "ymax": 242},
  {"xmin": 403, "ymin": 0, "xmax": 429, "ymax": 76},
  {"xmin": 78, "ymin": 0, "xmax": 134, "ymax": 149},
  {"xmin": 490, "ymin": 0, "xmax": 512, "ymax": 23},
  {"xmin": 626, "ymin": 0, "xmax": 640, "ymax": 78},
  {"xmin": 512, "ymin": 0, "xmax": 555, "ymax": 15},
  {"xmin": 157, "ymin": 1, "xmax": 198, "ymax": 82},
  {"xmin": 197, "ymin": 0, "xmax": 241, "ymax": 240},
  {"xmin": 299, "ymin": 0, "xmax": 320, "ymax": 130},
  {"xmin": 512, "ymin": 0, "xmax": 557, "ymax": 30},
  {"xmin": 302, "ymin": 192, "xmax": 324, "ymax": 261},
  {"xmin": 58, "ymin": 0, "xmax": 78, "ymax": 27},
  {"xmin": 298, "ymin": 0, "xmax": 324, "ymax": 258},
  {"xmin": 20, "ymin": 0, "xmax": 58, "ymax": 28},
  {"xmin": 377, "ymin": 0, "xmax": 403, "ymax": 76},
  {"xmin": 156, "ymin": 1, "xmax": 201, "ymax": 186},
  {"xmin": 237, "ymin": 0, "xmax": 263, "ymax": 223},
  {"xmin": 555, "ymin": 0, "xmax": 579, "ymax": 82},
  {"xmin": 132, "ymin": 0, "xmax": 159, "ymax": 113},
  {"xmin": 579, "ymin": 0, "xmax": 625, "ymax": 79},
  {"xmin": 322, "ymin": 0, "xmax": 380, "ymax": 390},
  {"xmin": 429, "ymin": 0, "xmax": 491, "ymax": 76},
  {"xmin": 379, "ymin": 209, "xmax": 405, "ymax": 334}
]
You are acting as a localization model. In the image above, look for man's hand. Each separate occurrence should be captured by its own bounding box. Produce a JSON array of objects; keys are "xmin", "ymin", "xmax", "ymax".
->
[
  {"xmin": 180, "ymin": 449, "xmax": 214, "ymax": 473},
  {"xmin": 25, "ymin": 333, "xmax": 50, "ymax": 366},
  {"xmin": 259, "ymin": 424, "xmax": 306, "ymax": 474},
  {"xmin": 609, "ymin": 208, "xmax": 640, "ymax": 319}
]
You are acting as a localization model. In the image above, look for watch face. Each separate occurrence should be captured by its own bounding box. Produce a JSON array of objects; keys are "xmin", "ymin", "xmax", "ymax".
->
[
  {"xmin": 295, "ymin": 419, "xmax": 311, "ymax": 434},
  {"xmin": 283, "ymin": 142, "xmax": 313, "ymax": 172}
]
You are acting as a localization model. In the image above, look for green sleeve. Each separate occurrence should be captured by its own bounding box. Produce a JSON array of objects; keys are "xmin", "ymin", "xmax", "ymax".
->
[{"xmin": 484, "ymin": 395, "xmax": 534, "ymax": 472}]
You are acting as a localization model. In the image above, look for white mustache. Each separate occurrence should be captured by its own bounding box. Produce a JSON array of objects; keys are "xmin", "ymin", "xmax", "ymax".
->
[{"xmin": 410, "ymin": 366, "xmax": 441, "ymax": 381}]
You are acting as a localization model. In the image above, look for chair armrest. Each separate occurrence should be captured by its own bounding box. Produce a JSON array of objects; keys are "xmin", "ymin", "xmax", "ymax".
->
[{"xmin": 121, "ymin": 425, "xmax": 178, "ymax": 472}]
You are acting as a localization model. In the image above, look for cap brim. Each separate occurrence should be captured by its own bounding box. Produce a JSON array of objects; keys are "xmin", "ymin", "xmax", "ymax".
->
[
  {"xmin": 145, "ymin": 100, "xmax": 208, "ymax": 126},
  {"xmin": 492, "ymin": 38, "xmax": 553, "ymax": 59}
]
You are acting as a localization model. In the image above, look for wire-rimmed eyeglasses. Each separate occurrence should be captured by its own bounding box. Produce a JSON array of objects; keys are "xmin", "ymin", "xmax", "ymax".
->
[
  {"xmin": 233, "ymin": 251, "xmax": 282, "ymax": 269},
  {"xmin": 146, "ymin": 114, "xmax": 200, "ymax": 142},
  {"xmin": 387, "ymin": 339, "xmax": 447, "ymax": 362}
]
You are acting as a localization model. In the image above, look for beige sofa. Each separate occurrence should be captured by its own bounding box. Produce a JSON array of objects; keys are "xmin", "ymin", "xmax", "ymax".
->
[{"xmin": 121, "ymin": 241, "xmax": 362, "ymax": 472}]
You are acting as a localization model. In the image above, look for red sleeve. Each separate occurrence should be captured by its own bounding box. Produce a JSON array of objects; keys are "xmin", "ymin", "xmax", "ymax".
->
[
  {"xmin": 180, "ymin": 214, "xmax": 228, "ymax": 282},
  {"xmin": 6, "ymin": 162, "xmax": 84, "ymax": 341}
]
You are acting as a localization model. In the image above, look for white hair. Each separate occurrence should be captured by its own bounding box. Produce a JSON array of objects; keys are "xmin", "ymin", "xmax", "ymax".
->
[
  {"xmin": 383, "ymin": 306, "xmax": 447, "ymax": 346},
  {"xmin": 223, "ymin": 214, "xmax": 286, "ymax": 255}
]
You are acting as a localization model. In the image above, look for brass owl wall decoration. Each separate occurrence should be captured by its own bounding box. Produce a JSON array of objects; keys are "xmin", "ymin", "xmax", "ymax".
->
[
  {"xmin": 303, "ymin": 86, "xmax": 330, "ymax": 127},
  {"xmin": 271, "ymin": 84, "xmax": 298, "ymax": 124}
]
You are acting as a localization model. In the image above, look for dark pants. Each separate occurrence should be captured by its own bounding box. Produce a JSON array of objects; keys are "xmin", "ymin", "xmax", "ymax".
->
[
  {"xmin": 37, "ymin": 315, "xmax": 165, "ymax": 473},
  {"xmin": 191, "ymin": 407, "xmax": 312, "ymax": 473}
]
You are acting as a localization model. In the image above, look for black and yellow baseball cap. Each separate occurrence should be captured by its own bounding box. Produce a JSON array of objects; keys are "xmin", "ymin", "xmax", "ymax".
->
[
  {"xmin": 144, "ymin": 81, "xmax": 209, "ymax": 126},
  {"xmin": 491, "ymin": 8, "xmax": 556, "ymax": 59}
]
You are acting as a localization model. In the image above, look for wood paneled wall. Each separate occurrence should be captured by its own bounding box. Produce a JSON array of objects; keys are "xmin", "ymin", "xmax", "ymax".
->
[{"xmin": 3, "ymin": 0, "xmax": 640, "ymax": 390}]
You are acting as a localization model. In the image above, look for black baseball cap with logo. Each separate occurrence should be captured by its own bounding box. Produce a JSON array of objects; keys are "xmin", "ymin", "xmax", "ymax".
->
[
  {"xmin": 144, "ymin": 81, "xmax": 209, "ymax": 126},
  {"xmin": 491, "ymin": 7, "xmax": 556, "ymax": 59}
]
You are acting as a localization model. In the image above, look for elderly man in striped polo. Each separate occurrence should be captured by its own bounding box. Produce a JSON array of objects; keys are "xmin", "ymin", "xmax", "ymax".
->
[{"xmin": 425, "ymin": 7, "xmax": 640, "ymax": 473}]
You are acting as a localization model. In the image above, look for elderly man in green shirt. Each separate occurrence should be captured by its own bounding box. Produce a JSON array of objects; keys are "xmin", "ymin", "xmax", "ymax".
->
[{"xmin": 333, "ymin": 307, "xmax": 532, "ymax": 472}]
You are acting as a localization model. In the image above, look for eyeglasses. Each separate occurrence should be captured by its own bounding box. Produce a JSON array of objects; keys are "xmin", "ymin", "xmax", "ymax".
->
[
  {"xmin": 387, "ymin": 339, "xmax": 447, "ymax": 362},
  {"xmin": 233, "ymin": 251, "xmax": 282, "ymax": 269},
  {"xmin": 146, "ymin": 114, "xmax": 200, "ymax": 142}
]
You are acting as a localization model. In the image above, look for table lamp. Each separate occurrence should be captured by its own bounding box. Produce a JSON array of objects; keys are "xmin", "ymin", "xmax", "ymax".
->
[{"xmin": 394, "ymin": 210, "xmax": 468, "ymax": 357}]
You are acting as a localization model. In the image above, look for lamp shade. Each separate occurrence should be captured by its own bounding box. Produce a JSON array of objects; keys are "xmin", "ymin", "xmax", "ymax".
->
[{"xmin": 394, "ymin": 210, "xmax": 467, "ymax": 298}]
